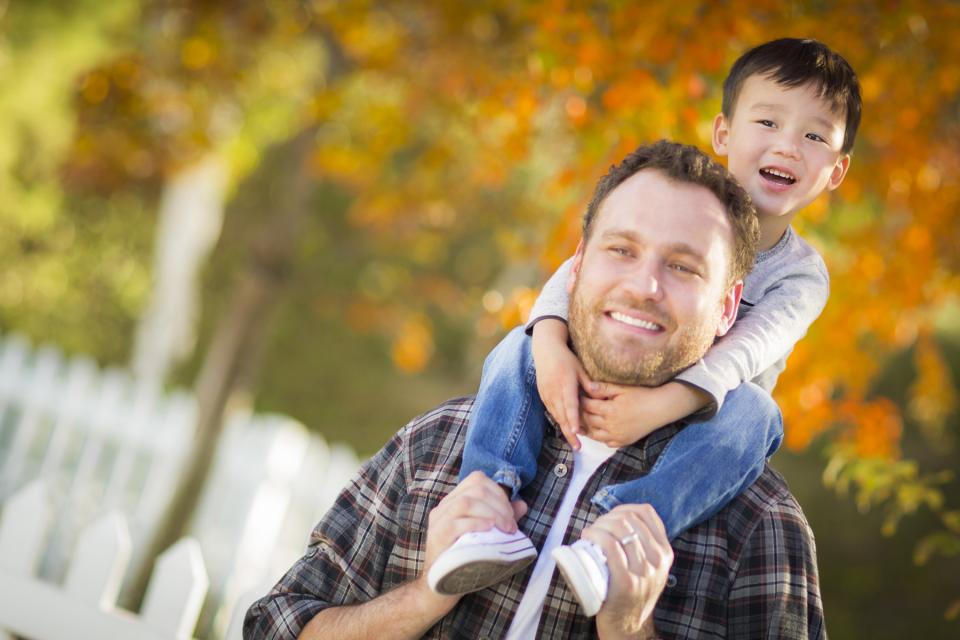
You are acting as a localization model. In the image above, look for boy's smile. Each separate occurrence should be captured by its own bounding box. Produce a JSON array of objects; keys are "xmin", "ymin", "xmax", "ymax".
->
[{"xmin": 713, "ymin": 74, "xmax": 850, "ymax": 247}]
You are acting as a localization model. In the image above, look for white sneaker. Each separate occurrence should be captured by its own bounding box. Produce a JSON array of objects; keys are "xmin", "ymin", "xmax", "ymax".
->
[
  {"xmin": 427, "ymin": 528, "xmax": 537, "ymax": 595},
  {"xmin": 552, "ymin": 539, "xmax": 609, "ymax": 617}
]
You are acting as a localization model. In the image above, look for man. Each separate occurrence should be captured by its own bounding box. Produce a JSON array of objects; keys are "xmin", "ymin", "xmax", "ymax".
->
[{"xmin": 245, "ymin": 141, "xmax": 825, "ymax": 639}]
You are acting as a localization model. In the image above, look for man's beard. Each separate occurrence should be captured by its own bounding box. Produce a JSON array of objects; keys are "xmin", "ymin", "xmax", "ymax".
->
[{"xmin": 568, "ymin": 281, "xmax": 718, "ymax": 387}]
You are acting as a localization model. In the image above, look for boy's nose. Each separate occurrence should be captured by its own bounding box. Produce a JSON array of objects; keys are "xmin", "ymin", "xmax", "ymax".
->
[{"xmin": 772, "ymin": 134, "xmax": 802, "ymax": 160}]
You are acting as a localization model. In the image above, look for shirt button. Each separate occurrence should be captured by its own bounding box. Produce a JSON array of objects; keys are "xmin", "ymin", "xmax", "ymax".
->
[
  {"xmin": 553, "ymin": 463, "xmax": 568, "ymax": 478},
  {"xmin": 666, "ymin": 574, "xmax": 678, "ymax": 588}
]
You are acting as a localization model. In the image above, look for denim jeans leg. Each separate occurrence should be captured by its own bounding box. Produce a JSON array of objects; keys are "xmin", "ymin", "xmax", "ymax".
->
[
  {"xmin": 460, "ymin": 326, "xmax": 547, "ymax": 500},
  {"xmin": 591, "ymin": 382, "xmax": 784, "ymax": 539}
]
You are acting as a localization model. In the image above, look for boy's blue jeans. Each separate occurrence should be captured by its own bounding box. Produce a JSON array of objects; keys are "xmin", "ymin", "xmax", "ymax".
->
[{"xmin": 459, "ymin": 326, "xmax": 784, "ymax": 540}]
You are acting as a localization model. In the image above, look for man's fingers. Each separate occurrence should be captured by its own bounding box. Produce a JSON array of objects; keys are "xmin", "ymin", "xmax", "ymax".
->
[
  {"xmin": 434, "ymin": 472, "xmax": 517, "ymax": 532},
  {"xmin": 582, "ymin": 527, "xmax": 630, "ymax": 583},
  {"xmin": 631, "ymin": 508, "xmax": 673, "ymax": 570},
  {"xmin": 585, "ymin": 505, "xmax": 670, "ymax": 572},
  {"xmin": 511, "ymin": 499, "xmax": 528, "ymax": 521},
  {"xmin": 629, "ymin": 503, "xmax": 670, "ymax": 546},
  {"xmin": 607, "ymin": 505, "xmax": 673, "ymax": 573}
]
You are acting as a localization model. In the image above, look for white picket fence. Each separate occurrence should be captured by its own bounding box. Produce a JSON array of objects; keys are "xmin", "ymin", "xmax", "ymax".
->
[
  {"xmin": 0, "ymin": 333, "xmax": 363, "ymax": 639},
  {"xmin": 0, "ymin": 482, "xmax": 207, "ymax": 639}
]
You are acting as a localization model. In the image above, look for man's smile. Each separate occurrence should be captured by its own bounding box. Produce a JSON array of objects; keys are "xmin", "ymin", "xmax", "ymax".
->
[{"xmin": 608, "ymin": 310, "xmax": 664, "ymax": 332}]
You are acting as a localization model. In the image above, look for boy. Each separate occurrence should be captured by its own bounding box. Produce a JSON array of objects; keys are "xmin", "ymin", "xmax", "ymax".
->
[{"xmin": 428, "ymin": 38, "xmax": 860, "ymax": 617}]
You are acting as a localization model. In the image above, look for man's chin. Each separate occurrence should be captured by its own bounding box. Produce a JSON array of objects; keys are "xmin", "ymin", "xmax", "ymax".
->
[{"xmin": 580, "ymin": 351, "xmax": 675, "ymax": 387}]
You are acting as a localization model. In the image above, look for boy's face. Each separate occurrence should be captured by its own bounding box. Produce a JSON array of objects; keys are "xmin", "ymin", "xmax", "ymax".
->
[{"xmin": 713, "ymin": 73, "xmax": 850, "ymax": 219}]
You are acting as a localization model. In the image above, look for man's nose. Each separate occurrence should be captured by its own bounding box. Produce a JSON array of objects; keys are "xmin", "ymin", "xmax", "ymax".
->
[{"xmin": 623, "ymin": 259, "xmax": 664, "ymax": 301}]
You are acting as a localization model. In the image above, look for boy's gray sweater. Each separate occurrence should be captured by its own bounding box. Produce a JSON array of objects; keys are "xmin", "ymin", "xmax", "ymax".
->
[{"xmin": 526, "ymin": 226, "xmax": 829, "ymax": 416}]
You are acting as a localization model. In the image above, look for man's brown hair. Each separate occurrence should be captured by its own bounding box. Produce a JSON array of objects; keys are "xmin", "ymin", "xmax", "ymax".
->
[{"xmin": 582, "ymin": 140, "xmax": 759, "ymax": 284}]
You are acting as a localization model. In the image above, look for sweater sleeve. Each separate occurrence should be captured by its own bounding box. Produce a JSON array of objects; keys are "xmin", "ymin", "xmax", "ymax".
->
[
  {"xmin": 675, "ymin": 255, "xmax": 829, "ymax": 416},
  {"xmin": 524, "ymin": 257, "xmax": 575, "ymax": 332}
]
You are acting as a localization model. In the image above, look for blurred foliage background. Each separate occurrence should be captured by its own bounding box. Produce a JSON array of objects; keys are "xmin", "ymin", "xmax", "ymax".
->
[{"xmin": 0, "ymin": 0, "xmax": 958, "ymax": 637}]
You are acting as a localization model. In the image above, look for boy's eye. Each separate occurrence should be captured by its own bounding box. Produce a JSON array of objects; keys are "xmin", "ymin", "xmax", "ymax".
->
[
  {"xmin": 806, "ymin": 132, "xmax": 827, "ymax": 143},
  {"xmin": 757, "ymin": 119, "xmax": 776, "ymax": 128}
]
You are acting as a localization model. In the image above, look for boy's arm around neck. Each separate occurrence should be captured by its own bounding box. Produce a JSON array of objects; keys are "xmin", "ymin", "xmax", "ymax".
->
[
  {"xmin": 525, "ymin": 256, "xmax": 575, "ymax": 331},
  {"xmin": 675, "ymin": 246, "xmax": 829, "ymax": 417}
]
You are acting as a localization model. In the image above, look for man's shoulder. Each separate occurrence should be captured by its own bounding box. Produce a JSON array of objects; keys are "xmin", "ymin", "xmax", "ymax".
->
[
  {"xmin": 728, "ymin": 465, "xmax": 812, "ymax": 538},
  {"xmin": 396, "ymin": 395, "xmax": 475, "ymax": 462},
  {"xmin": 673, "ymin": 465, "xmax": 815, "ymax": 568},
  {"xmin": 404, "ymin": 395, "xmax": 475, "ymax": 435}
]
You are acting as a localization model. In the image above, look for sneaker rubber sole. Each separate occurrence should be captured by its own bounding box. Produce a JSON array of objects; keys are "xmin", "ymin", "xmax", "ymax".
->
[
  {"xmin": 552, "ymin": 545, "xmax": 604, "ymax": 617},
  {"xmin": 428, "ymin": 538, "xmax": 537, "ymax": 595}
]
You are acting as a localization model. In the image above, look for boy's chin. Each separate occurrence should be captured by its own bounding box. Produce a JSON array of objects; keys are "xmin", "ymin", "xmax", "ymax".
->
[
  {"xmin": 756, "ymin": 208, "xmax": 795, "ymax": 219},
  {"xmin": 754, "ymin": 196, "xmax": 803, "ymax": 219}
]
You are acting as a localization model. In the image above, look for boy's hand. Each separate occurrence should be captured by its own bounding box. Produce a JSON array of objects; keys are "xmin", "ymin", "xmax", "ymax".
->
[
  {"xmin": 580, "ymin": 381, "xmax": 710, "ymax": 448},
  {"xmin": 531, "ymin": 319, "xmax": 593, "ymax": 451}
]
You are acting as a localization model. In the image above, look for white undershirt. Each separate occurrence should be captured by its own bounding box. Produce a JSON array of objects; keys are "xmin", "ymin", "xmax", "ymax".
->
[{"xmin": 505, "ymin": 436, "xmax": 618, "ymax": 639}]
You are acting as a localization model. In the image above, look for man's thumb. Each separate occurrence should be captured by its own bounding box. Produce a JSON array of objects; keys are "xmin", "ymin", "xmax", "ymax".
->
[{"xmin": 512, "ymin": 499, "xmax": 529, "ymax": 521}]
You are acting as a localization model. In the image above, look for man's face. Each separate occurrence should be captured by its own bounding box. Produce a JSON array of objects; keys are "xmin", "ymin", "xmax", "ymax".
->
[
  {"xmin": 713, "ymin": 73, "xmax": 850, "ymax": 219},
  {"xmin": 568, "ymin": 169, "xmax": 741, "ymax": 386}
]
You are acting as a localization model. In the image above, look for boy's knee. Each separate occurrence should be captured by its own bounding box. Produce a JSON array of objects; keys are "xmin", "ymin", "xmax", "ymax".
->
[
  {"xmin": 485, "ymin": 325, "xmax": 532, "ymax": 368},
  {"xmin": 727, "ymin": 383, "xmax": 782, "ymax": 426}
]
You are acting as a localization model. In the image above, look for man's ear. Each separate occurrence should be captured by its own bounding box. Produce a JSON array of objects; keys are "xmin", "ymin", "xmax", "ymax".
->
[
  {"xmin": 712, "ymin": 113, "xmax": 731, "ymax": 157},
  {"xmin": 566, "ymin": 240, "xmax": 586, "ymax": 295},
  {"xmin": 716, "ymin": 280, "xmax": 743, "ymax": 337},
  {"xmin": 827, "ymin": 154, "xmax": 851, "ymax": 191}
]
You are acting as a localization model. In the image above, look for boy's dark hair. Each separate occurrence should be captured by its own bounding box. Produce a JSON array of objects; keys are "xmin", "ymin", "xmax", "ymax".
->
[
  {"xmin": 583, "ymin": 140, "xmax": 759, "ymax": 284},
  {"xmin": 722, "ymin": 38, "xmax": 862, "ymax": 153}
]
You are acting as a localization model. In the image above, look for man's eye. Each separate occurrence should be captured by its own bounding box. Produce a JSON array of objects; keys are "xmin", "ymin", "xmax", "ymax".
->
[
  {"xmin": 609, "ymin": 246, "xmax": 631, "ymax": 257},
  {"xmin": 670, "ymin": 263, "xmax": 696, "ymax": 275}
]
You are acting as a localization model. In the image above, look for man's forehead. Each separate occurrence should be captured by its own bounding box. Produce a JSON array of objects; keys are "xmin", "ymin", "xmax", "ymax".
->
[
  {"xmin": 594, "ymin": 169, "xmax": 727, "ymax": 228},
  {"xmin": 588, "ymin": 169, "xmax": 734, "ymax": 270}
]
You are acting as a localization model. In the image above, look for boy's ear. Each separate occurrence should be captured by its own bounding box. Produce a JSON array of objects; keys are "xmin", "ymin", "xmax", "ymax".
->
[
  {"xmin": 715, "ymin": 280, "xmax": 743, "ymax": 337},
  {"xmin": 566, "ymin": 240, "xmax": 586, "ymax": 295},
  {"xmin": 827, "ymin": 154, "xmax": 851, "ymax": 191},
  {"xmin": 712, "ymin": 113, "xmax": 731, "ymax": 156}
]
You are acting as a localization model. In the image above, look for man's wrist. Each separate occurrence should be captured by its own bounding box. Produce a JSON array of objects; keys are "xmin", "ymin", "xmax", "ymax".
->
[
  {"xmin": 596, "ymin": 616, "xmax": 659, "ymax": 640},
  {"xmin": 409, "ymin": 575, "xmax": 459, "ymax": 622}
]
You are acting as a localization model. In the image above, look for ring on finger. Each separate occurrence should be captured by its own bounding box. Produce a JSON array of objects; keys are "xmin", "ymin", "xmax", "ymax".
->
[{"xmin": 619, "ymin": 532, "xmax": 640, "ymax": 547}]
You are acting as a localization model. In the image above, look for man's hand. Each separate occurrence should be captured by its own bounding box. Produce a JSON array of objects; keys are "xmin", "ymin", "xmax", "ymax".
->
[
  {"xmin": 424, "ymin": 471, "xmax": 528, "ymax": 569},
  {"xmin": 580, "ymin": 381, "xmax": 710, "ymax": 448},
  {"xmin": 531, "ymin": 318, "xmax": 594, "ymax": 450},
  {"xmin": 296, "ymin": 472, "xmax": 528, "ymax": 640},
  {"xmin": 414, "ymin": 472, "xmax": 529, "ymax": 619},
  {"xmin": 584, "ymin": 504, "xmax": 673, "ymax": 640}
]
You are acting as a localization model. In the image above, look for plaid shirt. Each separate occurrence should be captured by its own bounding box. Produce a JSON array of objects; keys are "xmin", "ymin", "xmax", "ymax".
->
[{"xmin": 245, "ymin": 396, "xmax": 825, "ymax": 639}]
